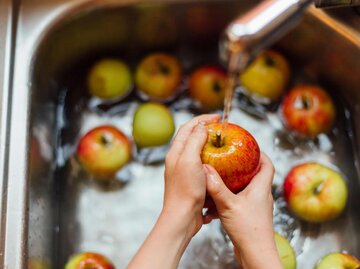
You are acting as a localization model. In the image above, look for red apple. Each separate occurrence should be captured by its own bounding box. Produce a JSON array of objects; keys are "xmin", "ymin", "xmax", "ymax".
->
[
  {"xmin": 281, "ymin": 85, "xmax": 336, "ymax": 137},
  {"xmin": 77, "ymin": 125, "xmax": 132, "ymax": 179},
  {"xmin": 201, "ymin": 122, "xmax": 260, "ymax": 193},
  {"xmin": 65, "ymin": 252, "xmax": 115, "ymax": 269},
  {"xmin": 189, "ymin": 65, "xmax": 227, "ymax": 111},
  {"xmin": 135, "ymin": 53, "xmax": 182, "ymax": 100},
  {"xmin": 283, "ymin": 162, "xmax": 347, "ymax": 223},
  {"xmin": 315, "ymin": 252, "xmax": 360, "ymax": 269}
]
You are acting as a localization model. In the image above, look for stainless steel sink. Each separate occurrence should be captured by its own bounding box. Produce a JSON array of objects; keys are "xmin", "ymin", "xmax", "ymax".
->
[{"xmin": 1, "ymin": 0, "xmax": 360, "ymax": 269}]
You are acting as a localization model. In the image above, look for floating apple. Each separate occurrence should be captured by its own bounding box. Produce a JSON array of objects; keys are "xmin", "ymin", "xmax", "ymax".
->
[
  {"xmin": 87, "ymin": 58, "xmax": 132, "ymax": 99},
  {"xmin": 240, "ymin": 50, "xmax": 290, "ymax": 101},
  {"xmin": 135, "ymin": 53, "xmax": 182, "ymax": 100},
  {"xmin": 133, "ymin": 102, "xmax": 175, "ymax": 148},
  {"xmin": 77, "ymin": 125, "xmax": 132, "ymax": 179},
  {"xmin": 65, "ymin": 252, "xmax": 115, "ymax": 269},
  {"xmin": 201, "ymin": 122, "xmax": 260, "ymax": 193},
  {"xmin": 281, "ymin": 85, "xmax": 336, "ymax": 137},
  {"xmin": 315, "ymin": 252, "xmax": 360, "ymax": 269},
  {"xmin": 283, "ymin": 162, "xmax": 347, "ymax": 223},
  {"xmin": 274, "ymin": 232, "xmax": 297, "ymax": 269},
  {"xmin": 189, "ymin": 65, "xmax": 227, "ymax": 111}
]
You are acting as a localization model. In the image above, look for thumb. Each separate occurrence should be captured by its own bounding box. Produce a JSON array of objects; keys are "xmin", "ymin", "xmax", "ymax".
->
[{"xmin": 204, "ymin": 164, "xmax": 236, "ymax": 211}]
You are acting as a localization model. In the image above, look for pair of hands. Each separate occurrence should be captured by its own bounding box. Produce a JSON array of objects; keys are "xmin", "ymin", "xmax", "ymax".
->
[
  {"xmin": 162, "ymin": 114, "xmax": 282, "ymax": 269},
  {"xmin": 127, "ymin": 114, "xmax": 282, "ymax": 269}
]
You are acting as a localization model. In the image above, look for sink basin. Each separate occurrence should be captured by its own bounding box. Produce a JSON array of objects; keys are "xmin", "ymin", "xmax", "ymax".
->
[{"xmin": 1, "ymin": 0, "xmax": 359, "ymax": 268}]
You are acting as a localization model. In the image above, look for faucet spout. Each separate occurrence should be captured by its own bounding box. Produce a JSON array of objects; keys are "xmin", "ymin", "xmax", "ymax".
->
[{"xmin": 220, "ymin": 0, "xmax": 313, "ymax": 73}]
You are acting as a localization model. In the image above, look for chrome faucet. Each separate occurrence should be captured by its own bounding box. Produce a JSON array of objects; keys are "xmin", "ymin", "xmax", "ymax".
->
[{"xmin": 221, "ymin": 0, "xmax": 360, "ymax": 73}]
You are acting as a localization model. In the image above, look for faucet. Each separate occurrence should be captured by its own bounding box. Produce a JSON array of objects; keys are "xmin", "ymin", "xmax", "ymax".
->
[{"xmin": 221, "ymin": 0, "xmax": 360, "ymax": 73}]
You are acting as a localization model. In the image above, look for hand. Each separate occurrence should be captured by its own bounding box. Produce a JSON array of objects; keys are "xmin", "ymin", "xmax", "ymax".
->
[
  {"xmin": 204, "ymin": 153, "xmax": 282, "ymax": 269},
  {"xmin": 163, "ymin": 114, "xmax": 220, "ymax": 238}
]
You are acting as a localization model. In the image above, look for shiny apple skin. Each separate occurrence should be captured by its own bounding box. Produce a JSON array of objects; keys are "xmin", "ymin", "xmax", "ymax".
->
[
  {"xmin": 283, "ymin": 163, "xmax": 347, "ymax": 223},
  {"xmin": 315, "ymin": 252, "xmax": 360, "ymax": 269},
  {"xmin": 240, "ymin": 50, "xmax": 290, "ymax": 101},
  {"xmin": 135, "ymin": 53, "xmax": 182, "ymax": 100},
  {"xmin": 201, "ymin": 122, "xmax": 260, "ymax": 193},
  {"xmin": 65, "ymin": 252, "xmax": 115, "ymax": 269},
  {"xmin": 189, "ymin": 65, "xmax": 227, "ymax": 110},
  {"xmin": 77, "ymin": 125, "xmax": 132, "ymax": 179},
  {"xmin": 274, "ymin": 232, "xmax": 297, "ymax": 269},
  {"xmin": 281, "ymin": 85, "xmax": 336, "ymax": 137}
]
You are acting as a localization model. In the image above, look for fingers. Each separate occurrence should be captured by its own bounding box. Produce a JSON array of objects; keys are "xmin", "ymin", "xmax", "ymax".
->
[
  {"xmin": 245, "ymin": 152, "xmax": 274, "ymax": 194},
  {"xmin": 204, "ymin": 164, "xmax": 236, "ymax": 211},
  {"xmin": 165, "ymin": 114, "xmax": 220, "ymax": 169}
]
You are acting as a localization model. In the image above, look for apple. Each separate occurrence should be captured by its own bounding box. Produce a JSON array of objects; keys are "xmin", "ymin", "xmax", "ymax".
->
[
  {"xmin": 281, "ymin": 85, "xmax": 336, "ymax": 137},
  {"xmin": 87, "ymin": 58, "xmax": 132, "ymax": 99},
  {"xmin": 189, "ymin": 65, "xmax": 227, "ymax": 111},
  {"xmin": 240, "ymin": 50, "xmax": 290, "ymax": 101},
  {"xmin": 283, "ymin": 162, "xmax": 347, "ymax": 223},
  {"xmin": 28, "ymin": 258, "xmax": 50, "ymax": 269},
  {"xmin": 315, "ymin": 252, "xmax": 360, "ymax": 269},
  {"xmin": 201, "ymin": 122, "xmax": 260, "ymax": 193},
  {"xmin": 274, "ymin": 232, "xmax": 297, "ymax": 269},
  {"xmin": 65, "ymin": 252, "xmax": 115, "ymax": 269},
  {"xmin": 133, "ymin": 102, "xmax": 175, "ymax": 148},
  {"xmin": 77, "ymin": 125, "xmax": 132, "ymax": 179},
  {"xmin": 135, "ymin": 53, "xmax": 182, "ymax": 100}
]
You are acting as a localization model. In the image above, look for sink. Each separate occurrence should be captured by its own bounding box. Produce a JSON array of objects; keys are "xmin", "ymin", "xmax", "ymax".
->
[{"xmin": 0, "ymin": 0, "xmax": 360, "ymax": 268}]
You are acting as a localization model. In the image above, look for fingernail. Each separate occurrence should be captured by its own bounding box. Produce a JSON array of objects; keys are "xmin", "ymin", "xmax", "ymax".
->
[{"xmin": 198, "ymin": 120, "xmax": 206, "ymax": 126}]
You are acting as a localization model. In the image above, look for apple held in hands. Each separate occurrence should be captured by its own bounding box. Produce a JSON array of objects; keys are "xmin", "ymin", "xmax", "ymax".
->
[
  {"xmin": 274, "ymin": 232, "xmax": 297, "ymax": 269},
  {"xmin": 132, "ymin": 102, "xmax": 175, "ymax": 148},
  {"xmin": 281, "ymin": 85, "xmax": 336, "ymax": 137},
  {"xmin": 77, "ymin": 125, "xmax": 132, "ymax": 179},
  {"xmin": 201, "ymin": 122, "xmax": 260, "ymax": 193},
  {"xmin": 88, "ymin": 58, "xmax": 132, "ymax": 99},
  {"xmin": 189, "ymin": 65, "xmax": 227, "ymax": 111},
  {"xmin": 240, "ymin": 50, "xmax": 290, "ymax": 101},
  {"xmin": 315, "ymin": 252, "xmax": 360, "ymax": 269},
  {"xmin": 283, "ymin": 162, "xmax": 347, "ymax": 223},
  {"xmin": 135, "ymin": 53, "xmax": 182, "ymax": 100},
  {"xmin": 65, "ymin": 252, "xmax": 115, "ymax": 269}
]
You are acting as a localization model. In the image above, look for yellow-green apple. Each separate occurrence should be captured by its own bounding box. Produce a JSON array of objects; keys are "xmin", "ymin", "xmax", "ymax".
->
[
  {"xmin": 133, "ymin": 102, "xmax": 175, "ymax": 148},
  {"xmin": 65, "ymin": 252, "xmax": 115, "ymax": 269},
  {"xmin": 315, "ymin": 252, "xmax": 360, "ymax": 269},
  {"xmin": 274, "ymin": 232, "xmax": 297, "ymax": 269},
  {"xmin": 189, "ymin": 65, "xmax": 227, "ymax": 111},
  {"xmin": 201, "ymin": 122, "xmax": 260, "ymax": 193},
  {"xmin": 135, "ymin": 53, "xmax": 182, "ymax": 100},
  {"xmin": 283, "ymin": 162, "xmax": 347, "ymax": 223},
  {"xmin": 240, "ymin": 50, "xmax": 290, "ymax": 101},
  {"xmin": 281, "ymin": 85, "xmax": 336, "ymax": 137},
  {"xmin": 77, "ymin": 125, "xmax": 132, "ymax": 179},
  {"xmin": 87, "ymin": 58, "xmax": 132, "ymax": 99}
]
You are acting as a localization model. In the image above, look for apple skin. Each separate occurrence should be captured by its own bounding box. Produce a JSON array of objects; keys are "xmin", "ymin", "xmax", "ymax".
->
[
  {"xmin": 283, "ymin": 162, "xmax": 347, "ymax": 223},
  {"xmin": 65, "ymin": 252, "xmax": 115, "ymax": 269},
  {"xmin": 315, "ymin": 252, "xmax": 360, "ymax": 269},
  {"xmin": 135, "ymin": 53, "xmax": 182, "ymax": 100},
  {"xmin": 132, "ymin": 102, "xmax": 175, "ymax": 148},
  {"xmin": 281, "ymin": 85, "xmax": 336, "ymax": 137},
  {"xmin": 189, "ymin": 65, "xmax": 227, "ymax": 111},
  {"xmin": 274, "ymin": 232, "xmax": 297, "ymax": 269},
  {"xmin": 240, "ymin": 50, "xmax": 290, "ymax": 101},
  {"xmin": 201, "ymin": 122, "xmax": 260, "ymax": 193},
  {"xmin": 77, "ymin": 125, "xmax": 132, "ymax": 179},
  {"xmin": 88, "ymin": 59, "xmax": 132, "ymax": 99}
]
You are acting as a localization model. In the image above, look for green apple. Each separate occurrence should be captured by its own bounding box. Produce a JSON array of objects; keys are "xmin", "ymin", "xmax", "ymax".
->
[
  {"xmin": 315, "ymin": 252, "xmax": 360, "ymax": 269},
  {"xmin": 275, "ymin": 232, "xmax": 297, "ymax": 269},
  {"xmin": 133, "ymin": 102, "xmax": 175, "ymax": 148},
  {"xmin": 87, "ymin": 58, "xmax": 132, "ymax": 99},
  {"xmin": 283, "ymin": 162, "xmax": 347, "ymax": 223}
]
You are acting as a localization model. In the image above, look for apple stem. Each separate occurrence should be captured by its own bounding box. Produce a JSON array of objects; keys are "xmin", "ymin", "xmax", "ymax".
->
[
  {"xmin": 314, "ymin": 180, "xmax": 325, "ymax": 195},
  {"xmin": 214, "ymin": 130, "xmax": 223, "ymax": 148},
  {"xmin": 301, "ymin": 96, "xmax": 311, "ymax": 110}
]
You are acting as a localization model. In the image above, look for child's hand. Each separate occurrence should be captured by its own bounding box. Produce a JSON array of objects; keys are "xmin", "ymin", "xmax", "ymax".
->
[
  {"xmin": 204, "ymin": 153, "xmax": 283, "ymax": 269},
  {"xmin": 162, "ymin": 114, "xmax": 220, "ymax": 238}
]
